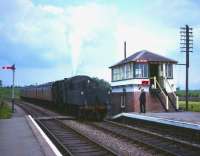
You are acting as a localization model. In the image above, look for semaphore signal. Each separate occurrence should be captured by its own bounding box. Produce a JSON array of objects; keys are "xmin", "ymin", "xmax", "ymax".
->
[{"xmin": 2, "ymin": 65, "xmax": 16, "ymax": 70}]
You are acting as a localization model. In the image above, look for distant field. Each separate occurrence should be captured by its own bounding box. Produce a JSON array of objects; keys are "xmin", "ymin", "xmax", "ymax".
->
[
  {"xmin": 179, "ymin": 101, "xmax": 200, "ymax": 112},
  {"xmin": 0, "ymin": 87, "xmax": 20, "ymax": 100},
  {"xmin": 176, "ymin": 90, "xmax": 200, "ymax": 97}
]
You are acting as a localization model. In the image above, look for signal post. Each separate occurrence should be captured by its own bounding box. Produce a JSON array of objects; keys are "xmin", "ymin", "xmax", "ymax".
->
[{"xmin": 2, "ymin": 64, "xmax": 16, "ymax": 113}]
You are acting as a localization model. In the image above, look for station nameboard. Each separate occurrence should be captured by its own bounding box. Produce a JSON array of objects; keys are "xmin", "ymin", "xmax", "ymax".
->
[
  {"xmin": 136, "ymin": 59, "xmax": 148, "ymax": 63},
  {"xmin": 141, "ymin": 80, "xmax": 149, "ymax": 85}
]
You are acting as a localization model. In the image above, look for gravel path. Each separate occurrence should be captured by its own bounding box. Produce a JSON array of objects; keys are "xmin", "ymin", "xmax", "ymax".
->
[{"xmin": 63, "ymin": 120, "xmax": 160, "ymax": 156}]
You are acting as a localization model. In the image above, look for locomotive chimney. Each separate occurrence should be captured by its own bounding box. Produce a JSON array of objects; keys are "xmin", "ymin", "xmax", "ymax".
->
[{"xmin": 124, "ymin": 41, "xmax": 126, "ymax": 60}]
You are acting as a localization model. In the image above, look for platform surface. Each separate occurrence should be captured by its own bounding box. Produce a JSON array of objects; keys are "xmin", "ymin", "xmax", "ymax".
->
[
  {"xmin": 0, "ymin": 104, "xmax": 45, "ymax": 156},
  {"xmin": 113, "ymin": 112, "xmax": 200, "ymax": 131},
  {"xmin": 0, "ymin": 117, "xmax": 45, "ymax": 156},
  {"xmin": 10, "ymin": 102, "xmax": 27, "ymax": 117},
  {"xmin": 140, "ymin": 112, "xmax": 200, "ymax": 125}
]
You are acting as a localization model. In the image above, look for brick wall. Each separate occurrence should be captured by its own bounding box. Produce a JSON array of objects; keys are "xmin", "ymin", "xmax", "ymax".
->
[{"xmin": 111, "ymin": 91, "xmax": 175, "ymax": 115}]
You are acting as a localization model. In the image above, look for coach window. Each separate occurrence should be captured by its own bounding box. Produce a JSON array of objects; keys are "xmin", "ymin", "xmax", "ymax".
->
[{"xmin": 134, "ymin": 63, "xmax": 148, "ymax": 78}]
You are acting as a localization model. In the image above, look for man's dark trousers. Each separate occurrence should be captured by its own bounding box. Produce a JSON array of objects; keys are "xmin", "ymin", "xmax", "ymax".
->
[
  {"xmin": 140, "ymin": 102, "xmax": 146, "ymax": 113},
  {"xmin": 139, "ymin": 91, "xmax": 146, "ymax": 113}
]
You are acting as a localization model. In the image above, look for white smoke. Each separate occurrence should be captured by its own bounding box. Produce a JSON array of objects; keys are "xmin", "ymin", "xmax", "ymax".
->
[{"xmin": 67, "ymin": 3, "xmax": 117, "ymax": 75}]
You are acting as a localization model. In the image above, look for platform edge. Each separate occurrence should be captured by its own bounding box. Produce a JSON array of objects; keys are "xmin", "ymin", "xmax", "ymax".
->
[{"xmin": 26, "ymin": 115, "xmax": 62, "ymax": 156}]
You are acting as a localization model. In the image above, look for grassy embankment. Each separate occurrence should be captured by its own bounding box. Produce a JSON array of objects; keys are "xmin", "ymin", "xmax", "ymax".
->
[
  {"xmin": 176, "ymin": 90, "xmax": 200, "ymax": 97},
  {"xmin": 0, "ymin": 87, "xmax": 20, "ymax": 118},
  {"xmin": 179, "ymin": 101, "xmax": 200, "ymax": 112},
  {"xmin": 177, "ymin": 90, "xmax": 200, "ymax": 112}
]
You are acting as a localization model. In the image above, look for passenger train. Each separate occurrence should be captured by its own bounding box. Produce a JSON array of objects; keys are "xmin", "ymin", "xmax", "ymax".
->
[{"xmin": 21, "ymin": 75, "xmax": 111, "ymax": 120}]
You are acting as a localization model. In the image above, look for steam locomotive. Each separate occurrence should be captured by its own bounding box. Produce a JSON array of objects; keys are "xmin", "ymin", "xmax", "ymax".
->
[{"xmin": 20, "ymin": 75, "xmax": 111, "ymax": 120}]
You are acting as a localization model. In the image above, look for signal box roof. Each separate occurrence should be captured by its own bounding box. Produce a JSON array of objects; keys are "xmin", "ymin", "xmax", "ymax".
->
[{"xmin": 110, "ymin": 50, "xmax": 177, "ymax": 68}]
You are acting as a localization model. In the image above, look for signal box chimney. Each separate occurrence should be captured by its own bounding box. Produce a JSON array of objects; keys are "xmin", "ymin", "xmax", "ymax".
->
[{"xmin": 124, "ymin": 41, "xmax": 126, "ymax": 60}]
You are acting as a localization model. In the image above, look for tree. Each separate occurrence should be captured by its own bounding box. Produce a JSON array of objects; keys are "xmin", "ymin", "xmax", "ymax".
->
[{"xmin": 92, "ymin": 77, "xmax": 111, "ymax": 90}]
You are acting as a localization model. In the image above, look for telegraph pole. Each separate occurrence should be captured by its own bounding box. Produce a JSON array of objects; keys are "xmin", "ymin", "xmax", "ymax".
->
[{"xmin": 180, "ymin": 25, "xmax": 193, "ymax": 111}]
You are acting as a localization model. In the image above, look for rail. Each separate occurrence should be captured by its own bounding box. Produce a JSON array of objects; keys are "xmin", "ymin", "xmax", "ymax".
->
[
  {"xmin": 98, "ymin": 120, "xmax": 200, "ymax": 156},
  {"xmin": 37, "ymin": 119, "xmax": 117, "ymax": 156}
]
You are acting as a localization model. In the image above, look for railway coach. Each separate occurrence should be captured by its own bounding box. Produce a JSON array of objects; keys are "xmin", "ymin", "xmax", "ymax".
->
[{"xmin": 21, "ymin": 75, "xmax": 111, "ymax": 120}]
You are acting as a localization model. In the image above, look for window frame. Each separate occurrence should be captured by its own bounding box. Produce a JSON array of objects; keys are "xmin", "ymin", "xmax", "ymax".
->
[
  {"xmin": 165, "ymin": 64, "xmax": 173, "ymax": 79},
  {"xmin": 133, "ymin": 63, "xmax": 149, "ymax": 79}
]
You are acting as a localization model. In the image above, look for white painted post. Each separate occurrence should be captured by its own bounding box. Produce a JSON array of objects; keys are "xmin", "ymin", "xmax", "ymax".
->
[
  {"xmin": 166, "ymin": 96, "xmax": 169, "ymax": 111},
  {"xmin": 154, "ymin": 76, "xmax": 156, "ymax": 89},
  {"xmin": 176, "ymin": 96, "xmax": 179, "ymax": 110},
  {"xmin": 163, "ymin": 63, "xmax": 166, "ymax": 77},
  {"xmin": 164, "ymin": 76, "xmax": 167, "ymax": 89}
]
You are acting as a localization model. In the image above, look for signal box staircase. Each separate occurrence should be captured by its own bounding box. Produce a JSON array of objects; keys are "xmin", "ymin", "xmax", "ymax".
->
[{"xmin": 150, "ymin": 76, "xmax": 179, "ymax": 112}]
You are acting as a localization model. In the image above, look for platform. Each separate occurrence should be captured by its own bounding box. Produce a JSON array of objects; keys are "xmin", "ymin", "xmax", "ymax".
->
[
  {"xmin": 112, "ymin": 112, "xmax": 200, "ymax": 131},
  {"xmin": 0, "ymin": 103, "xmax": 61, "ymax": 156},
  {"xmin": 0, "ymin": 117, "xmax": 45, "ymax": 156}
]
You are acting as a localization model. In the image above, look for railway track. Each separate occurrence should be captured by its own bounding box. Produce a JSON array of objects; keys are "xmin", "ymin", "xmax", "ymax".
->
[
  {"xmin": 18, "ymin": 101, "xmax": 200, "ymax": 155},
  {"xmin": 114, "ymin": 116, "xmax": 200, "ymax": 145},
  {"xmin": 37, "ymin": 119, "xmax": 117, "ymax": 156},
  {"xmin": 87, "ymin": 120, "xmax": 200, "ymax": 156},
  {"xmin": 17, "ymin": 102, "xmax": 49, "ymax": 117},
  {"xmin": 17, "ymin": 102, "xmax": 117, "ymax": 156}
]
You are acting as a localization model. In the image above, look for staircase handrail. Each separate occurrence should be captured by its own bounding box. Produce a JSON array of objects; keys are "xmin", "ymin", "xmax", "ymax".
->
[
  {"xmin": 163, "ymin": 77, "xmax": 179, "ymax": 110},
  {"xmin": 151, "ymin": 76, "xmax": 169, "ymax": 110}
]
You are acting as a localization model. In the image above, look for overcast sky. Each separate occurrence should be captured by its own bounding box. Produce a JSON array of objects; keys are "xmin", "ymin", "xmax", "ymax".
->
[{"xmin": 0, "ymin": 0, "xmax": 200, "ymax": 89}]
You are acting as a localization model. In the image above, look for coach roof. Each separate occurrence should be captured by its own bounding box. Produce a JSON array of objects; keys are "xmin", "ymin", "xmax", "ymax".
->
[{"xmin": 110, "ymin": 50, "xmax": 177, "ymax": 68}]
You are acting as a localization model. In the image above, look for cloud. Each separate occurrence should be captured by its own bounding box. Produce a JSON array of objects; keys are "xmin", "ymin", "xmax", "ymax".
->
[
  {"xmin": 66, "ymin": 3, "xmax": 118, "ymax": 74},
  {"xmin": 114, "ymin": 21, "xmax": 179, "ymax": 58},
  {"xmin": 0, "ymin": 0, "xmax": 69, "ymax": 66},
  {"xmin": 0, "ymin": 0, "xmax": 119, "ymax": 85},
  {"xmin": 0, "ymin": 1, "xmax": 117, "ymax": 70},
  {"xmin": 142, "ymin": 0, "xmax": 200, "ymax": 27},
  {"xmin": 40, "ymin": 5, "xmax": 64, "ymax": 15},
  {"xmin": 0, "ymin": 0, "xmax": 200, "ymax": 89}
]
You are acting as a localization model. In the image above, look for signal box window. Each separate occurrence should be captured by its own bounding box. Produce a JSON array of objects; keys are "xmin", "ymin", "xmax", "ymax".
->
[
  {"xmin": 165, "ymin": 64, "xmax": 173, "ymax": 78},
  {"xmin": 134, "ymin": 63, "xmax": 148, "ymax": 78}
]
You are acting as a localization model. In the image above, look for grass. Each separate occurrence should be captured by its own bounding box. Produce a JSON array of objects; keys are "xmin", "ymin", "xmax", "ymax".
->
[
  {"xmin": 0, "ymin": 87, "xmax": 20, "ymax": 100},
  {"xmin": 0, "ymin": 87, "xmax": 20, "ymax": 119},
  {"xmin": 179, "ymin": 101, "xmax": 200, "ymax": 112},
  {"xmin": 176, "ymin": 90, "xmax": 200, "ymax": 97},
  {"xmin": 0, "ymin": 102, "xmax": 12, "ymax": 119}
]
